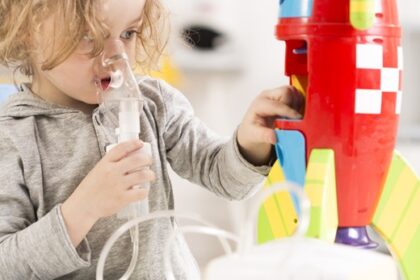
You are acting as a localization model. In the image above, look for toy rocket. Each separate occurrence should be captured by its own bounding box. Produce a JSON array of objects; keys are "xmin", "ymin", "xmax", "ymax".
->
[{"xmin": 257, "ymin": 1, "xmax": 420, "ymax": 279}]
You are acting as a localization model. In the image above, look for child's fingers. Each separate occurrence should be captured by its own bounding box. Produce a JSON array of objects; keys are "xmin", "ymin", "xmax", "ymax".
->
[
  {"xmin": 262, "ymin": 86, "xmax": 305, "ymax": 111},
  {"xmin": 117, "ymin": 152, "xmax": 153, "ymax": 174},
  {"xmin": 106, "ymin": 140, "xmax": 144, "ymax": 162},
  {"xmin": 122, "ymin": 169, "xmax": 155, "ymax": 189},
  {"xmin": 124, "ymin": 188, "xmax": 149, "ymax": 203},
  {"xmin": 255, "ymin": 98, "xmax": 302, "ymax": 119},
  {"xmin": 261, "ymin": 86, "xmax": 294, "ymax": 102},
  {"xmin": 250, "ymin": 125, "xmax": 277, "ymax": 144}
]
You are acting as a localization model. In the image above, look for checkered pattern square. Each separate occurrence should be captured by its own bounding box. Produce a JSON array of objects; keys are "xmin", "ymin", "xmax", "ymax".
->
[
  {"xmin": 355, "ymin": 89, "xmax": 382, "ymax": 114},
  {"xmin": 355, "ymin": 43, "xmax": 402, "ymax": 115}
]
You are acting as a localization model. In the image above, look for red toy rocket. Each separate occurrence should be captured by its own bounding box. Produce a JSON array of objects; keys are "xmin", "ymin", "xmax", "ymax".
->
[{"xmin": 274, "ymin": 0, "xmax": 402, "ymax": 247}]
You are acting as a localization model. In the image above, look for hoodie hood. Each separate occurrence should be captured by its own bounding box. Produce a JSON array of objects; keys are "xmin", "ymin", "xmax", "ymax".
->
[{"xmin": 0, "ymin": 84, "xmax": 84, "ymax": 118}]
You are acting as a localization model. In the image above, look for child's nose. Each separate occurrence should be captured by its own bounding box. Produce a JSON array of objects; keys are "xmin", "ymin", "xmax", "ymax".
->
[
  {"xmin": 101, "ymin": 39, "xmax": 128, "ymax": 66},
  {"xmin": 93, "ymin": 39, "xmax": 127, "ymax": 79}
]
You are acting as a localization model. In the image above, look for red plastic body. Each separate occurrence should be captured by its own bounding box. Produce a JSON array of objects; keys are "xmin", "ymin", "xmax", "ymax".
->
[{"xmin": 275, "ymin": 0, "xmax": 402, "ymax": 227}]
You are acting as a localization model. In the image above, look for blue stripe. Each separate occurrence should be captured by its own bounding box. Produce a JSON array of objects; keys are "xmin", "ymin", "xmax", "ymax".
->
[
  {"xmin": 0, "ymin": 85, "xmax": 17, "ymax": 103},
  {"xmin": 275, "ymin": 129, "xmax": 307, "ymax": 214},
  {"xmin": 279, "ymin": 0, "xmax": 314, "ymax": 18}
]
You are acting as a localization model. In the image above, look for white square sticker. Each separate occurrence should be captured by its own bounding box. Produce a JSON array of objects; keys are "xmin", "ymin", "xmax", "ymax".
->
[
  {"xmin": 357, "ymin": 44, "xmax": 383, "ymax": 69},
  {"xmin": 381, "ymin": 68, "xmax": 400, "ymax": 92},
  {"xmin": 355, "ymin": 89, "xmax": 382, "ymax": 114}
]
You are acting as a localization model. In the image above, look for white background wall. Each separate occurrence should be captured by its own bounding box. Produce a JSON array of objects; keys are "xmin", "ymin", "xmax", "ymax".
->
[{"xmin": 398, "ymin": 0, "xmax": 420, "ymax": 133}]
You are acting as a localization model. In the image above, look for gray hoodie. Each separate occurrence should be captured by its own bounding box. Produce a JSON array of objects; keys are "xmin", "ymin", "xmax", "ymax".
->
[{"xmin": 0, "ymin": 77, "xmax": 269, "ymax": 279}]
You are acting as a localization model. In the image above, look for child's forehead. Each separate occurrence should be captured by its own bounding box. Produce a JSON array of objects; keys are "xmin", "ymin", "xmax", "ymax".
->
[{"xmin": 101, "ymin": 0, "xmax": 146, "ymax": 28}]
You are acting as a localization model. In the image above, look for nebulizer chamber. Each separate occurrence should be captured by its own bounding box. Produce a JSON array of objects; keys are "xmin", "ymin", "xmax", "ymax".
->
[{"xmin": 96, "ymin": 40, "xmax": 151, "ymax": 219}]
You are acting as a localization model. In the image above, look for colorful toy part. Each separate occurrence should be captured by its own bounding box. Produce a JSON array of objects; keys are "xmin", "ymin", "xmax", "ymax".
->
[
  {"xmin": 258, "ymin": 150, "xmax": 420, "ymax": 279},
  {"xmin": 350, "ymin": 0, "xmax": 376, "ymax": 30},
  {"xmin": 372, "ymin": 152, "xmax": 420, "ymax": 280},
  {"xmin": 275, "ymin": 130, "xmax": 306, "ymax": 187},
  {"xmin": 304, "ymin": 149, "xmax": 338, "ymax": 242},
  {"xmin": 279, "ymin": 0, "xmax": 314, "ymax": 18},
  {"xmin": 275, "ymin": 0, "xmax": 402, "ymax": 247},
  {"xmin": 257, "ymin": 149, "xmax": 338, "ymax": 244},
  {"xmin": 257, "ymin": 160, "xmax": 297, "ymax": 244},
  {"xmin": 291, "ymin": 75, "xmax": 308, "ymax": 97}
]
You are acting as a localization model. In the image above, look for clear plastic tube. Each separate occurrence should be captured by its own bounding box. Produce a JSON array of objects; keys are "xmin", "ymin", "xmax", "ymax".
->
[
  {"xmin": 163, "ymin": 225, "xmax": 239, "ymax": 280},
  {"xmin": 96, "ymin": 182, "xmax": 311, "ymax": 279},
  {"xmin": 96, "ymin": 211, "xmax": 234, "ymax": 280},
  {"xmin": 118, "ymin": 226, "xmax": 139, "ymax": 280}
]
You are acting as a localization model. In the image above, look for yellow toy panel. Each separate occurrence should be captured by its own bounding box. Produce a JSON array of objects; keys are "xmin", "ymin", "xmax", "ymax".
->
[
  {"xmin": 257, "ymin": 149, "xmax": 338, "ymax": 244},
  {"xmin": 372, "ymin": 151, "xmax": 420, "ymax": 280},
  {"xmin": 304, "ymin": 149, "xmax": 338, "ymax": 242},
  {"xmin": 257, "ymin": 160, "xmax": 298, "ymax": 244}
]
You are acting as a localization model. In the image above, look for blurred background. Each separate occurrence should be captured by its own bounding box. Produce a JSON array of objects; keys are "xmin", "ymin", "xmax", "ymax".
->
[{"xmin": 0, "ymin": 0, "xmax": 419, "ymax": 272}]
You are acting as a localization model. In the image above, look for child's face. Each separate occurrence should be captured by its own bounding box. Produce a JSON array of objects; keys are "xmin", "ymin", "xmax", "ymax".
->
[{"xmin": 32, "ymin": 0, "xmax": 146, "ymax": 110}]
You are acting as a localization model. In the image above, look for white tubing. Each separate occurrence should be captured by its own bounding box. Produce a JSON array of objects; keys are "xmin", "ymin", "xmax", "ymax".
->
[
  {"xmin": 118, "ymin": 226, "xmax": 139, "ymax": 280},
  {"xmin": 96, "ymin": 183, "xmax": 311, "ymax": 279},
  {"xmin": 237, "ymin": 182, "xmax": 311, "ymax": 254},
  {"xmin": 96, "ymin": 211, "xmax": 232, "ymax": 280},
  {"xmin": 163, "ymin": 225, "xmax": 239, "ymax": 280}
]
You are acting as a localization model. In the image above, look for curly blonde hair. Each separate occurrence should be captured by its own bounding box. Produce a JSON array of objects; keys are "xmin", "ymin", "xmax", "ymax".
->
[{"xmin": 0, "ymin": 0, "xmax": 168, "ymax": 77}]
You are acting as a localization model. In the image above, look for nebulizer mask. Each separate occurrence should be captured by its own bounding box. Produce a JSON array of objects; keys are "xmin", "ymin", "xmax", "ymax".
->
[{"xmin": 94, "ymin": 40, "xmax": 152, "ymax": 280}]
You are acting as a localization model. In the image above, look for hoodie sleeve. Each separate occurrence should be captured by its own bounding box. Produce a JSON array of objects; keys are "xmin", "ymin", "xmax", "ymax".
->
[
  {"xmin": 0, "ymin": 133, "xmax": 90, "ymax": 279},
  {"xmin": 159, "ymin": 80, "xmax": 272, "ymax": 200}
]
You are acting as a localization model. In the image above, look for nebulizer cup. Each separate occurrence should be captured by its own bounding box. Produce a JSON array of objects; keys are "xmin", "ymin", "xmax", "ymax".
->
[
  {"xmin": 94, "ymin": 39, "xmax": 152, "ymax": 280},
  {"xmin": 95, "ymin": 39, "xmax": 151, "ymax": 219}
]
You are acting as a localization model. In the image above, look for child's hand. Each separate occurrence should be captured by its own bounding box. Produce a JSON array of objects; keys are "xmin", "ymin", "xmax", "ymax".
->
[
  {"xmin": 237, "ymin": 86, "xmax": 304, "ymax": 166},
  {"xmin": 61, "ymin": 140, "xmax": 155, "ymax": 246},
  {"xmin": 72, "ymin": 140, "xmax": 155, "ymax": 219}
]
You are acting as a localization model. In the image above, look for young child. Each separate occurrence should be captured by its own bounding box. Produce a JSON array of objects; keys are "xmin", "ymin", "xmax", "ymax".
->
[{"xmin": 0, "ymin": 0, "xmax": 302, "ymax": 279}]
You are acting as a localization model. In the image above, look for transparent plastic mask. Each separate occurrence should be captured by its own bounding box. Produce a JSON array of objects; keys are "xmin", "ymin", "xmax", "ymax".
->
[{"xmin": 94, "ymin": 40, "xmax": 144, "ymax": 143}]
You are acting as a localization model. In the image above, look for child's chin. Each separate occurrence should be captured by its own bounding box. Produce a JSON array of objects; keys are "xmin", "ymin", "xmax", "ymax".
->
[{"xmin": 82, "ymin": 97, "xmax": 100, "ymax": 105}]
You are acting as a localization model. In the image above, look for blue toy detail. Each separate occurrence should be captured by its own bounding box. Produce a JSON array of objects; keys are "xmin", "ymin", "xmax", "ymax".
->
[
  {"xmin": 275, "ymin": 129, "xmax": 307, "ymax": 212},
  {"xmin": 0, "ymin": 85, "xmax": 17, "ymax": 103},
  {"xmin": 275, "ymin": 129, "xmax": 306, "ymax": 186},
  {"xmin": 279, "ymin": 0, "xmax": 314, "ymax": 18}
]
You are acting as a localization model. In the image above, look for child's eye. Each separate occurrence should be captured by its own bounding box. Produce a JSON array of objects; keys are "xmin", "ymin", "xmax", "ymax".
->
[{"xmin": 120, "ymin": 30, "xmax": 139, "ymax": 40}]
